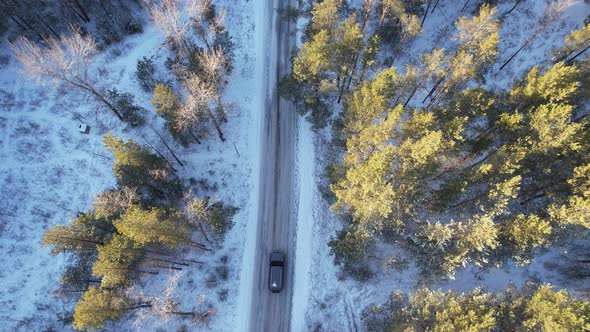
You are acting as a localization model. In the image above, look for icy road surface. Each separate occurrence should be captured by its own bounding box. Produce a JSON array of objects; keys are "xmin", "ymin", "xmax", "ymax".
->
[{"xmin": 245, "ymin": 0, "xmax": 299, "ymax": 331}]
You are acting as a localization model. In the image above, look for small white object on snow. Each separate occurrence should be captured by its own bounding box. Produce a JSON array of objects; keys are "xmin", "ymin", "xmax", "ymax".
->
[{"xmin": 78, "ymin": 123, "xmax": 90, "ymax": 134}]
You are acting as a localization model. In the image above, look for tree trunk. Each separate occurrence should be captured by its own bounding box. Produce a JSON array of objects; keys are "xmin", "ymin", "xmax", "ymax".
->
[
  {"xmin": 206, "ymin": 107, "xmax": 225, "ymax": 142},
  {"xmin": 69, "ymin": 0, "xmax": 91, "ymax": 22},
  {"xmin": 421, "ymin": 0, "xmax": 433, "ymax": 27},
  {"xmin": 215, "ymin": 95, "xmax": 228, "ymax": 123},
  {"xmin": 460, "ymin": 0, "xmax": 470, "ymax": 13},
  {"xmin": 499, "ymin": 24, "xmax": 545, "ymax": 71},
  {"xmin": 148, "ymin": 257, "xmax": 189, "ymax": 266},
  {"xmin": 82, "ymin": 85, "xmax": 126, "ymax": 120},
  {"xmin": 49, "ymin": 235, "xmax": 104, "ymax": 246},
  {"xmin": 34, "ymin": 13, "xmax": 61, "ymax": 40},
  {"xmin": 146, "ymin": 141, "xmax": 177, "ymax": 173},
  {"xmin": 127, "ymin": 303, "xmax": 152, "ymax": 310},
  {"xmin": 519, "ymin": 191, "xmax": 547, "ymax": 206},
  {"xmin": 145, "ymin": 264, "xmax": 183, "ymax": 271},
  {"xmin": 187, "ymin": 240, "xmax": 211, "ymax": 251},
  {"xmin": 118, "ymin": 167, "xmax": 167, "ymax": 197},
  {"xmin": 170, "ymin": 311, "xmax": 195, "ymax": 316},
  {"xmin": 566, "ymin": 43, "xmax": 590, "ymax": 64},
  {"xmin": 344, "ymin": 1, "xmax": 372, "ymax": 92},
  {"xmin": 431, "ymin": 0, "xmax": 441, "ymax": 14},
  {"xmin": 403, "ymin": 84, "xmax": 420, "ymax": 108},
  {"xmin": 188, "ymin": 128, "xmax": 202, "ymax": 144},
  {"xmin": 153, "ymin": 128, "xmax": 184, "ymax": 167},
  {"xmin": 199, "ymin": 223, "xmax": 211, "ymax": 243},
  {"xmin": 573, "ymin": 111, "xmax": 589, "ymax": 123},
  {"xmin": 506, "ymin": 0, "xmax": 523, "ymax": 16},
  {"xmin": 450, "ymin": 191, "xmax": 487, "ymax": 209},
  {"xmin": 422, "ymin": 72, "xmax": 448, "ymax": 103}
]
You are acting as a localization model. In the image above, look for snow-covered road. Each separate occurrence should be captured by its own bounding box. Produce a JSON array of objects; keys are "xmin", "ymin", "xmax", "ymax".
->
[{"xmin": 236, "ymin": 0, "xmax": 303, "ymax": 331}]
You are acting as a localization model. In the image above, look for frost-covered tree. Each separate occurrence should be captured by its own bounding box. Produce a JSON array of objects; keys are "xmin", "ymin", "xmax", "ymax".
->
[{"xmin": 178, "ymin": 73, "xmax": 226, "ymax": 141}]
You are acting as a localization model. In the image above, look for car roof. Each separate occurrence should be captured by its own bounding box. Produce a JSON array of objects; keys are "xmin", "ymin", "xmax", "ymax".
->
[
  {"xmin": 270, "ymin": 266, "xmax": 283, "ymax": 289},
  {"xmin": 270, "ymin": 251, "xmax": 284, "ymax": 262}
]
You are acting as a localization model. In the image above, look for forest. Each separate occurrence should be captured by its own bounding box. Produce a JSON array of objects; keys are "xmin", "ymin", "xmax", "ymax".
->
[{"xmin": 283, "ymin": 0, "xmax": 590, "ymax": 330}]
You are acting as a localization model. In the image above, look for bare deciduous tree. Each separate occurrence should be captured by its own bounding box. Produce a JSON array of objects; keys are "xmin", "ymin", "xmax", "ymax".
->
[
  {"xmin": 149, "ymin": 0, "xmax": 213, "ymax": 57},
  {"xmin": 133, "ymin": 271, "xmax": 217, "ymax": 327},
  {"xmin": 182, "ymin": 192, "xmax": 211, "ymax": 241},
  {"xmin": 10, "ymin": 29, "xmax": 126, "ymax": 121},
  {"xmin": 198, "ymin": 48, "xmax": 229, "ymax": 122},
  {"xmin": 93, "ymin": 187, "xmax": 139, "ymax": 218},
  {"xmin": 150, "ymin": 0, "xmax": 191, "ymax": 57},
  {"xmin": 177, "ymin": 73, "xmax": 225, "ymax": 141}
]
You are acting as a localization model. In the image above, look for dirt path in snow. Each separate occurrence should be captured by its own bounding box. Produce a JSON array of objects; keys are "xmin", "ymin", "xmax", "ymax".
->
[{"xmin": 248, "ymin": 0, "xmax": 298, "ymax": 331}]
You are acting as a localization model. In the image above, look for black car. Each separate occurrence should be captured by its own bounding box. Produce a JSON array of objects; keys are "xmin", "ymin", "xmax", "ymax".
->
[{"xmin": 269, "ymin": 251, "xmax": 285, "ymax": 293}]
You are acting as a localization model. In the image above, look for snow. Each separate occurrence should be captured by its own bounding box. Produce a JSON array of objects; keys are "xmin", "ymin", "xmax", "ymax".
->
[
  {"xmin": 291, "ymin": 117, "xmax": 315, "ymax": 332},
  {"xmin": 235, "ymin": 0, "xmax": 267, "ymax": 330}
]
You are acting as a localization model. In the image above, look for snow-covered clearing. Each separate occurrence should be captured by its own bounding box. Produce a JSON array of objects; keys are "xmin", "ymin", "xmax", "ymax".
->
[
  {"xmin": 291, "ymin": 117, "xmax": 315, "ymax": 332},
  {"xmin": 300, "ymin": 0, "xmax": 590, "ymax": 331},
  {"xmin": 0, "ymin": 0, "xmax": 263, "ymax": 330}
]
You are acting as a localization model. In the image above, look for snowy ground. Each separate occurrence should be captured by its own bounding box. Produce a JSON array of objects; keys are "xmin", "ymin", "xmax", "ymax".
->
[
  {"xmin": 0, "ymin": 0, "xmax": 263, "ymax": 330},
  {"xmin": 300, "ymin": 1, "xmax": 590, "ymax": 331}
]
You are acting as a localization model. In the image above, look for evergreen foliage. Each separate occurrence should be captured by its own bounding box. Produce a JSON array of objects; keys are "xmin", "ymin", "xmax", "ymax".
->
[
  {"xmin": 317, "ymin": 4, "xmax": 590, "ymax": 278},
  {"xmin": 151, "ymin": 83, "xmax": 193, "ymax": 146},
  {"xmin": 136, "ymin": 56, "xmax": 157, "ymax": 92},
  {"xmin": 103, "ymin": 133, "xmax": 183, "ymax": 202},
  {"xmin": 106, "ymin": 89, "xmax": 147, "ymax": 128},
  {"xmin": 114, "ymin": 205, "xmax": 191, "ymax": 248},
  {"xmin": 365, "ymin": 283, "xmax": 590, "ymax": 332},
  {"xmin": 72, "ymin": 287, "xmax": 131, "ymax": 331}
]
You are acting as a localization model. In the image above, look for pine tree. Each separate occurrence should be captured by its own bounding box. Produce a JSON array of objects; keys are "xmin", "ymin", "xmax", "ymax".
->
[
  {"xmin": 293, "ymin": 29, "xmax": 333, "ymax": 84},
  {"xmin": 309, "ymin": 0, "xmax": 343, "ymax": 37},
  {"xmin": 516, "ymin": 284, "xmax": 590, "ymax": 332},
  {"xmin": 341, "ymin": 68, "xmax": 401, "ymax": 139},
  {"xmin": 510, "ymin": 62, "xmax": 579, "ymax": 108},
  {"xmin": 103, "ymin": 133, "xmax": 182, "ymax": 201},
  {"xmin": 366, "ymin": 283, "xmax": 590, "ymax": 332},
  {"xmin": 562, "ymin": 22, "xmax": 590, "ymax": 63},
  {"xmin": 92, "ymin": 235, "xmax": 144, "ymax": 288},
  {"xmin": 499, "ymin": 214, "xmax": 552, "ymax": 264},
  {"xmin": 92, "ymin": 187, "xmax": 140, "ymax": 221},
  {"xmin": 205, "ymin": 201, "xmax": 238, "ymax": 238},
  {"xmin": 423, "ymin": 4, "xmax": 499, "ymax": 107},
  {"xmin": 332, "ymin": 146, "xmax": 397, "ymax": 228},
  {"xmin": 333, "ymin": 14, "xmax": 364, "ymax": 101},
  {"xmin": 549, "ymin": 163, "xmax": 590, "ymax": 230},
  {"xmin": 72, "ymin": 287, "xmax": 133, "ymax": 331},
  {"xmin": 42, "ymin": 212, "xmax": 112, "ymax": 255},
  {"xmin": 151, "ymin": 83, "xmax": 194, "ymax": 146},
  {"xmin": 114, "ymin": 205, "xmax": 202, "ymax": 249},
  {"xmin": 328, "ymin": 227, "xmax": 372, "ymax": 274}
]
